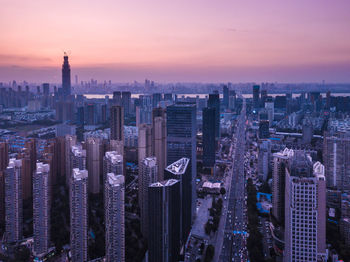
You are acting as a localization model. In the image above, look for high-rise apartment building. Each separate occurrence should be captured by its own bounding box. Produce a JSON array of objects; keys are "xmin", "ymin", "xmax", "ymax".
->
[
  {"xmin": 105, "ymin": 173, "xmax": 125, "ymax": 262},
  {"xmin": 110, "ymin": 105, "xmax": 124, "ymax": 141},
  {"xmin": 164, "ymin": 158, "xmax": 191, "ymax": 243},
  {"xmin": 65, "ymin": 135, "xmax": 77, "ymax": 186},
  {"xmin": 167, "ymin": 103, "xmax": 196, "ymax": 221},
  {"xmin": 284, "ymin": 153, "xmax": 326, "ymax": 262},
  {"xmin": 103, "ymin": 151, "xmax": 123, "ymax": 181},
  {"xmin": 139, "ymin": 157, "xmax": 158, "ymax": 239},
  {"xmin": 202, "ymin": 107, "xmax": 216, "ymax": 167},
  {"xmin": 323, "ymin": 132, "xmax": 350, "ymax": 192},
  {"xmin": 33, "ymin": 162, "xmax": 50, "ymax": 256},
  {"xmin": 148, "ymin": 179, "xmax": 180, "ymax": 262},
  {"xmin": 0, "ymin": 142, "xmax": 9, "ymax": 224},
  {"xmin": 62, "ymin": 54, "xmax": 71, "ymax": 97},
  {"xmin": 70, "ymin": 168, "xmax": 88, "ymax": 262},
  {"xmin": 5, "ymin": 158, "xmax": 23, "ymax": 243},
  {"xmin": 86, "ymin": 137, "xmax": 101, "ymax": 194},
  {"xmin": 71, "ymin": 145, "xmax": 86, "ymax": 169}
]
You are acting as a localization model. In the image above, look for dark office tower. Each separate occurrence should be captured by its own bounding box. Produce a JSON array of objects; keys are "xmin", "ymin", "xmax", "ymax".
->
[
  {"xmin": 37, "ymin": 86, "xmax": 41, "ymax": 94},
  {"xmin": 229, "ymin": 90, "xmax": 236, "ymax": 110},
  {"xmin": 110, "ymin": 106, "xmax": 124, "ymax": 141},
  {"xmin": 164, "ymin": 93, "xmax": 173, "ymax": 101},
  {"xmin": 223, "ymin": 85, "xmax": 229, "ymax": 109},
  {"xmin": 121, "ymin": 91, "xmax": 131, "ymax": 117},
  {"xmin": 261, "ymin": 89, "xmax": 267, "ymax": 107},
  {"xmin": 302, "ymin": 118, "xmax": 313, "ymax": 144},
  {"xmin": 152, "ymin": 93, "xmax": 162, "ymax": 108},
  {"xmin": 139, "ymin": 157, "xmax": 158, "ymax": 239},
  {"xmin": 113, "ymin": 91, "xmax": 122, "ymax": 105},
  {"xmin": 326, "ymin": 91, "xmax": 331, "ymax": 110},
  {"xmin": 259, "ymin": 120, "xmax": 270, "ymax": 139},
  {"xmin": 164, "ymin": 158, "xmax": 191, "ymax": 244},
  {"xmin": 62, "ymin": 54, "xmax": 71, "ymax": 97},
  {"xmin": 152, "ymin": 107, "xmax": 167, "ymax": 180},
  {"xmin": 77, "ymin": 106, "xmax": 84, "ymax": 126},
  {"xmin": 167, "ymin": 103, "xmax": 196, "ymax": 220},
  {"xmin": 272, "ymin": 148, "xmax": 294, "ymax": 226},
  {"xmin": 253, "ymin": 85, "xmax": 260, "ymax": 109},
  {"xmin": 101, "ymin": 104, "xmax": 107, "ymax": 123},
  {"xmin": 43, "ymin": 83, "xmax": 49, "ymax": 96},
  {"xmin": 202, "ymin": 107, "xmax": 216, "ymax": 167},
  {"xmin": 207, "ymin": 94, "xmax": 220, "ymax": 139},
  {"xmin": 0, "ymin": 142, "xmax": 8, "ymax": 224},
  {"xmin": 148, "ymin": 179, "xmax": 180, "ymax": 262}
]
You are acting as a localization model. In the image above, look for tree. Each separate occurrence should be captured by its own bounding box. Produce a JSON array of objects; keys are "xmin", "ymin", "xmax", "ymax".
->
[
  {"xmin": 204, "ymin": 245, "xmax": 215, "ymax": 262},
  {"xmin": 220, "ymin": 187, "xmax": 226, "ymax": 195}
]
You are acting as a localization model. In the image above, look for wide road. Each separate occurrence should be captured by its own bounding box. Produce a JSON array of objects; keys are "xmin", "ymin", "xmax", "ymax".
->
[{"xmin": 219, "ymin": 99, "xmax": 248, "ymax": 262}]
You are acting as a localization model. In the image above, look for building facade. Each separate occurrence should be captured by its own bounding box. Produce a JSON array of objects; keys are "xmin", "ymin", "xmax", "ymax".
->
[
  {"xmin": 70, "ymin": 168, "xmax": 88, "ymax": 262},
  {"xmin": 105, "ymin": 173, "xmax": 125, "ymax": 262},
  {"xmin": 33, "ymin": 162, "xmax": 51, "ymax": 256}
]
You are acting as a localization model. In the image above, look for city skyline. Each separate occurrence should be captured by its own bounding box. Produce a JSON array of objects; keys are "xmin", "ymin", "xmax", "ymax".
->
[{"xmin": 0, "ymin": 0, "xmax": 350, "ymax": 83}]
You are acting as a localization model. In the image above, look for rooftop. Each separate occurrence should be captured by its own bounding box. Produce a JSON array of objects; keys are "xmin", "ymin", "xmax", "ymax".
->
[
  {"xmin": 165, "ymin": 158, "xmax": 190, "ymax": 175},
  {"xmin": 36, "ymin": 162, "xmax": 50, "ymax": 173},
  {"xmin": 72, "ymin": 168, "xmax": 88, "ymax": 181},
  {"xmin": 143, "ymin": 156, "xmax": 157, "ymax": 167},
  {"xmin": 8, "ymin": 158, "xmax": 22, "ymax": 168},
  {"xmin": 149, "ymin": 179, "xmax": 179, "ymax": 188},
  {"xmin": 105, "ymin": 151, "xmax": 123, "ymax": 164},
  {"xmin": 107, "ymin": 173, "xmax": 124, "ymax": 186},
  {"xmin": 71, "ymin": 145, "xmax": 86, "ymax": 157}
]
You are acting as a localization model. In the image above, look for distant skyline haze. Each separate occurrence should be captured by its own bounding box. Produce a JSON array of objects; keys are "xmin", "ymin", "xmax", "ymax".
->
[{"xmin": 0, "ymin": 0, "xmax": 349, "ymax": 82}]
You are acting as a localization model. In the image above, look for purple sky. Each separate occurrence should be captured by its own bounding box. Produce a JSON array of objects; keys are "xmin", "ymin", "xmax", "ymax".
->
[{"xmin": 0, "ymin": 0, "xmax": 350, "ymax": 83}]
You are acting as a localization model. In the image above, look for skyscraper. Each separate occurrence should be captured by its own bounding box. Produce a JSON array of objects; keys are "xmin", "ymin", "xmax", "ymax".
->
[
  {"xmin": 33, "ymin": 162, "xmax": 50, "ymax": 256},
  {"xmin": 164, "ymin": 158, "xmax": 191, "ymax": 243},
  {"xmin": 167, "ymin": 103, "xmax": 197, "ymax": 220},
  {"xmin": 110, "ymin": 105, "xmax": 124, "ymax": 141},
  {"xmin": 207, "ymin": 94, "xmax": 220, "ymax": 139},
  {"xmin": 65, "ymin": 135, "xmax": 77, "ymax": 186},
  {"xmin": 69, "ymin": 144, "xmax": 86, "ymax": 187},
  {"xmin": 272, "ymin": 148, "xmax": 294, "ymax": 225},
  {"xmin": 323, "ymin": 132, "xmax": 350, "ymax": 192},
  {"xmin": 139, "ymin": 157, "xmax": 158, "ymax": 239},
  {"xmin": 70, "ymin": 168, "xmax": 88, "ymax": 262},
  {"xmin": 62, "ymin": 54, "xmax": 71, "ymax": 97},
  {"xmin": 121, "ymin": 91, "xmax": 131, "ymax": 117},
  {"xmin": 152, "ymin": 107, "xmax": 167, "ymax": 181},
  {"xmin": 223, "ymin": 85, "xmax": 229, "ymax": 109},
  {"xmin": 138, "ymin": 123, "xmax": 152, "ymax": 165},
  {"xmin": 148, "ymin": 179, "xmax": 180, "ymax": 262},
  {"xmin": 103, "ymin": 151, "xmax": 123, "ymax": 182},
  {"xmin": 105, "ymin": 173, "xmax": 125, "ymax": 262},
  {"xmin": 0, "ymin": 142, "xmax": 9, "ymax": 224},
  {"xmin": 284, "ymin": 153, "xmax": 326, "ymax": 262},
  {"xmin": 202, "ymin": 107, "xmax": 216, "ymax": 167},
  {"xmin": 253, "ymin": 85, "xmax": 260, "ymax": 109},
  {"xmin": 86, "ymin": 137, "xmax": 101, "ymax": 194},
  {"xmin": 5, "ymin": 158, "xmax": 23, "ymax": 243}
]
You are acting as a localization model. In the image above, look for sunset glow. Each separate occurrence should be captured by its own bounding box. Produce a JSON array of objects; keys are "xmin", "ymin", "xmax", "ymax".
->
[{"xmin": 0, "ymin": 0, "xmax": 350, "ymax": 82}]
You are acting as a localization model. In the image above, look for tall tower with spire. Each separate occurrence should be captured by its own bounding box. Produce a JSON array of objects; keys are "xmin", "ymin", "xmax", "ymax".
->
[{"xmin": 62, "ymin": 53, "xmax": 71, "ymax": 97}]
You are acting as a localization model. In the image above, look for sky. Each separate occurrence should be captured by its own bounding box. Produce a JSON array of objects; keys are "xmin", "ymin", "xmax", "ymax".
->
[{"xmin": 0, "ymin": 0, "xmax": 350, "ymax": 83}]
